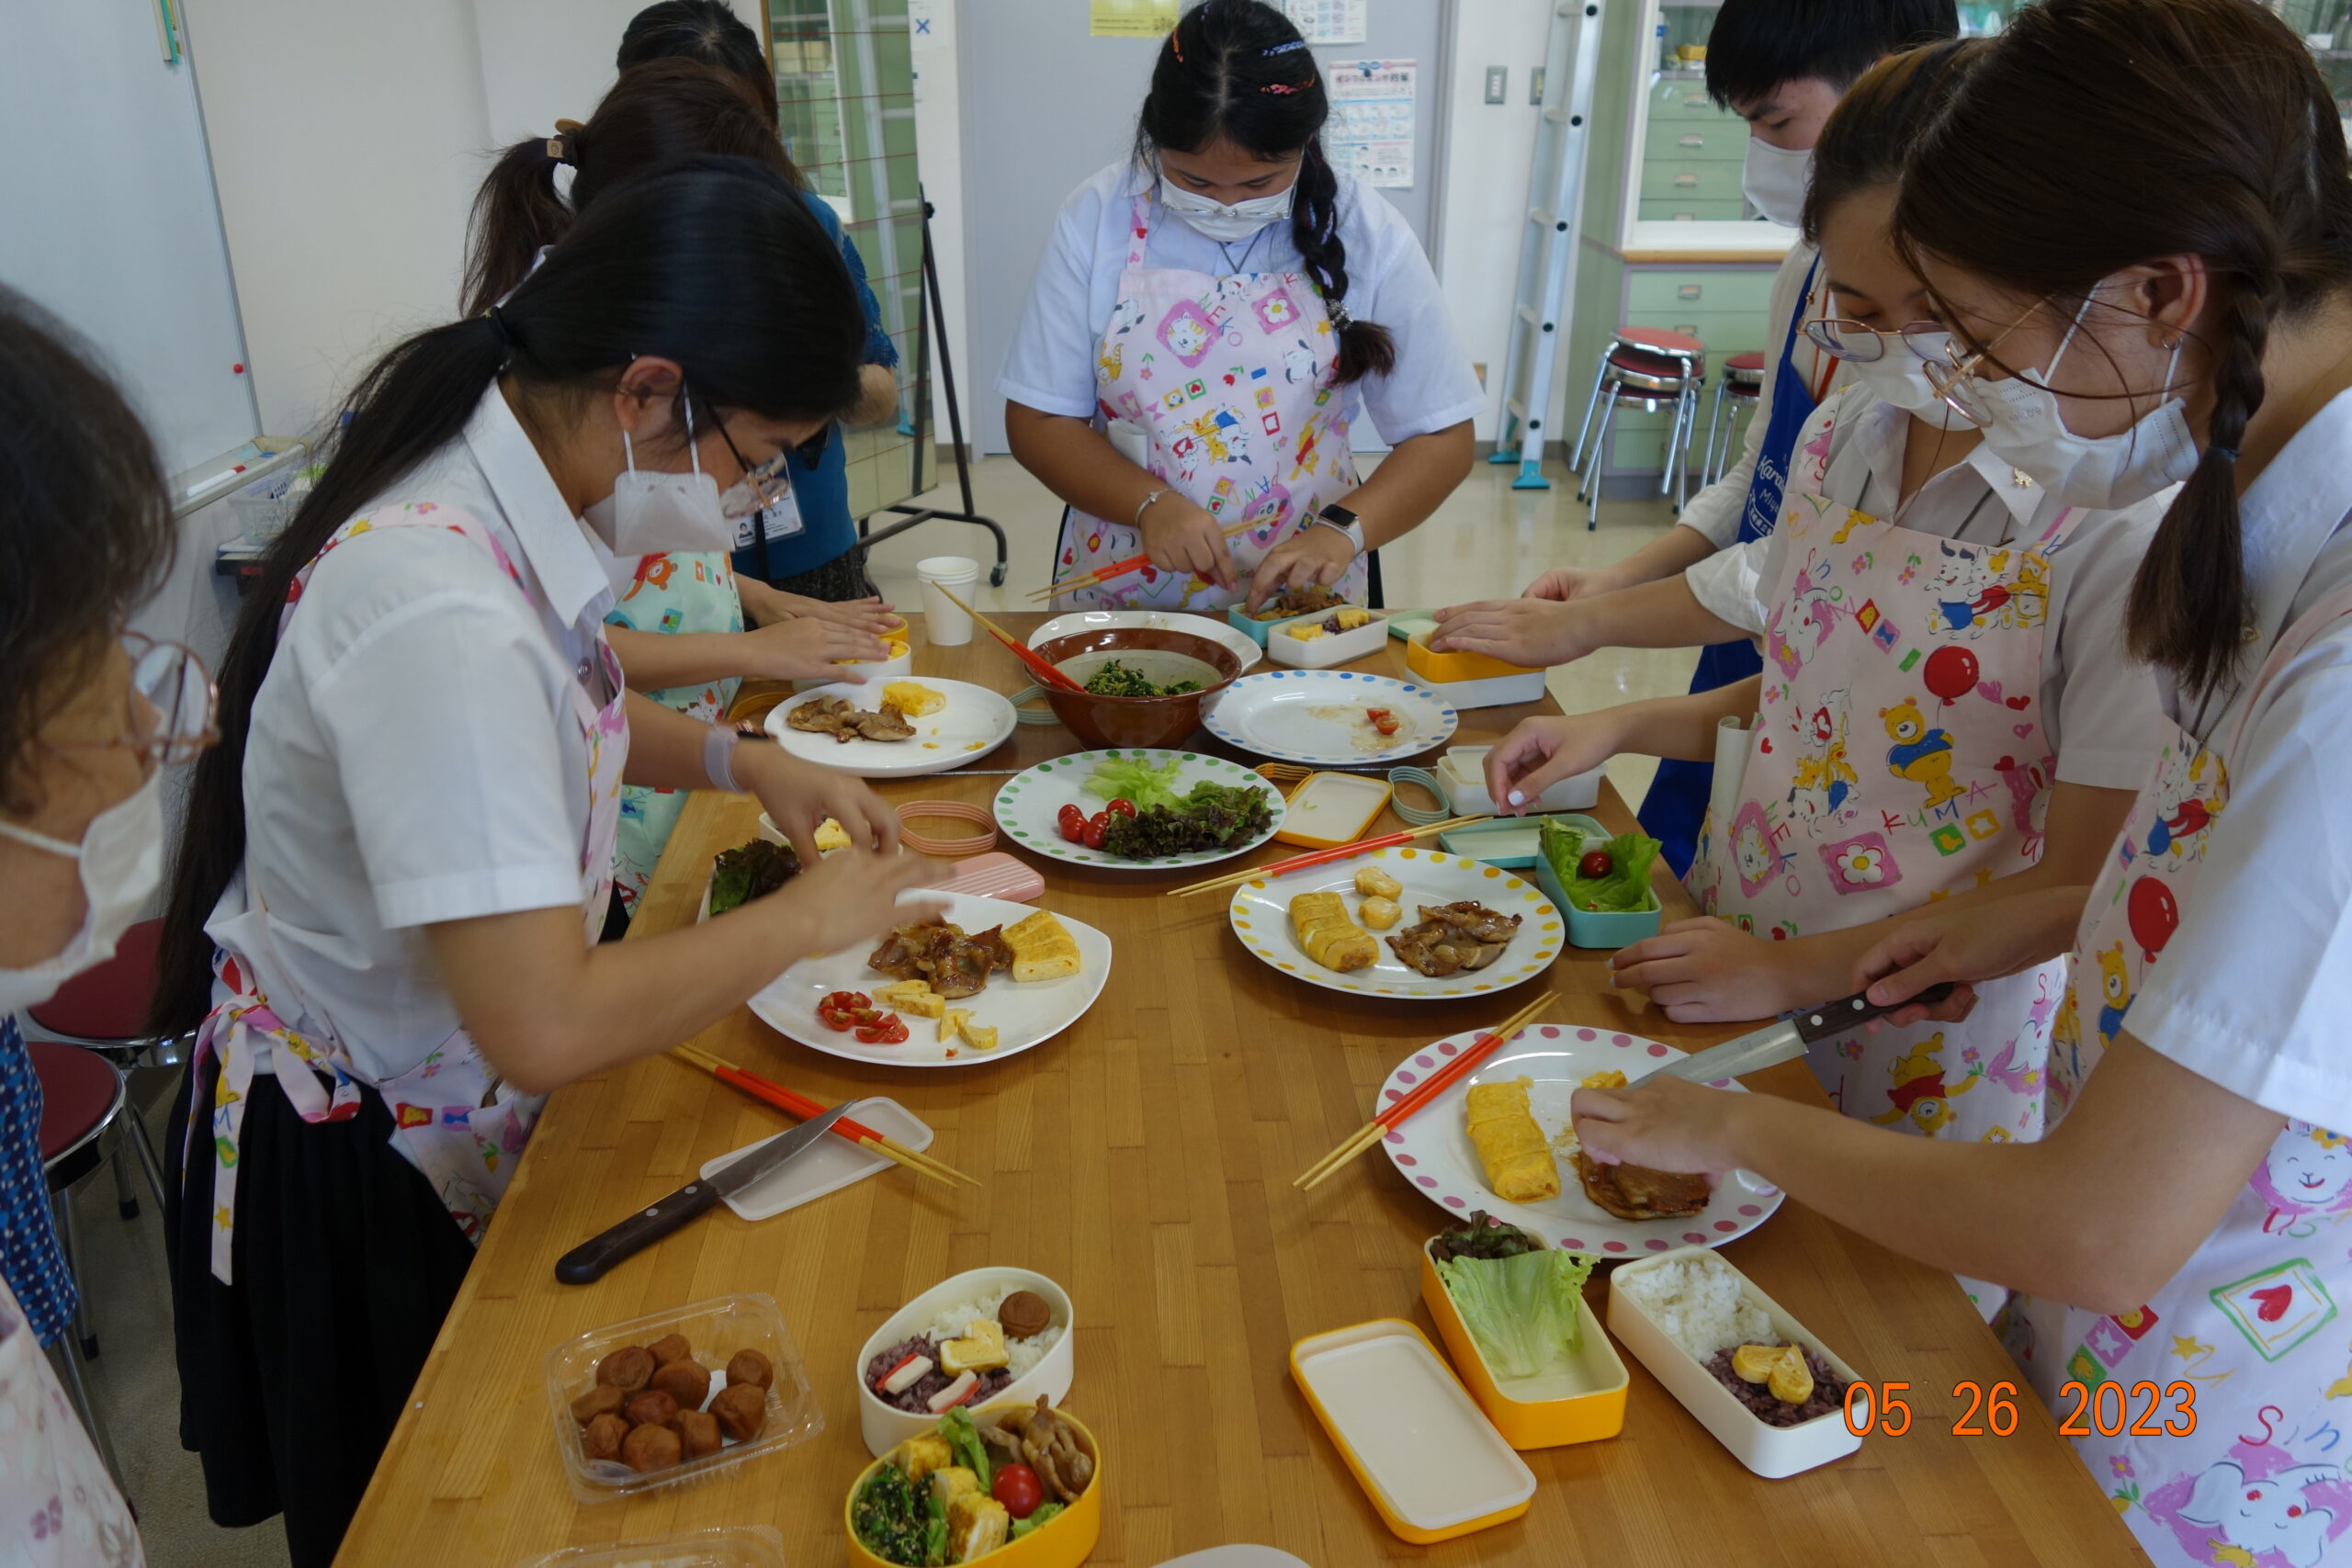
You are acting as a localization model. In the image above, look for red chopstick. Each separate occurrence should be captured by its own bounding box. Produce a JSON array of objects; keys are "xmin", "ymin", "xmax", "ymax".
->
[
  {"xmin": 668, "ymin": 1046, "xmax": 977, "ymax": 1186},
  {"xmin": 1170, "ymin": 815, "xmax": 1489, "ymax": 896}
]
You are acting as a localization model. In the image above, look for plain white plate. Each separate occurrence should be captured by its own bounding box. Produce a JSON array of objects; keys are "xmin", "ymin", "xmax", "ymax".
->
[
  {"xmin": 1203, "ymin": 670, "xmax": 1457, "ymax": 767},
  {"xmin": 1381, "ymin": 1026, "xmax": 1782, "ymax": 1256},
  {"xmin": 1028, "ymin": 608, "xmax": 1261, "ymax": 672},
  {"xmin": 992, "ymin": 749, "xmax": 1283, "ymax": 870},
  {"xmin": 1226, "ymin": 845, "xmax": 1561, "ymax": 1000},
  {"xmin": 746, "ymin": 892, "xmax": 1111, "ymax": 1067},
  {"xmin": 698, "ymin": 1098, "xmax": 933, "ymax": 1222},
  {"xmin": 763, "ymin": 678, "xmax": 1015, "ymax": 778}
]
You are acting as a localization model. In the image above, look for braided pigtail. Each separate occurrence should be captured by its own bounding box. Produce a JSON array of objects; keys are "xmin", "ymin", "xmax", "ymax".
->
[{"xmin": 1290, "ymin": 139, "xmax": 1395, "ymax": 385}]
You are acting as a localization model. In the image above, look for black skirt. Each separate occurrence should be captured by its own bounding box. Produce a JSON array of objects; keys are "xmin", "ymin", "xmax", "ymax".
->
[{"xmin": 165, "ymin": 1055, "xmax": 476, "ymax": 1568}]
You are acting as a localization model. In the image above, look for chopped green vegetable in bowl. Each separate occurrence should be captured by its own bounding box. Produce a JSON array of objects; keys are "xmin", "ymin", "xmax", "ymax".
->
[
  {"xmin": 708, "ymin": 839, "xmax": 801, "ymax": 916},
  {"xmin": 1081, "ymin": 659, "xmax": 1200, "ymax": 697},
  {"xmin": 1433, "ymin": 1240, "xmax": 1597, "ymax": 1382},
  {"xmin": 1541, "ymin": 820, "xmax": 1660, "ymax": 913}
]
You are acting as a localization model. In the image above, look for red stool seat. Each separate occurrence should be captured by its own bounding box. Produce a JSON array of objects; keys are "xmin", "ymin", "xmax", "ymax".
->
[
  {"xmin": 32, "ymin": 1042, "xmax": 121, "ymax": 1165},
  {"xmin": 1724, "ymin": 351, "xmax": 1767, "ymax": 370},
  {"xmin": 1606, "ymin": 345, "xmax": 1702, "ymax": 382},
  {"xmin": 28, "ymin": 918, "xmax": 162, "ymax": 1043},
  {"xmin": 1616, "ymin": 326, "xmax": 1705, "ymax": 360}
]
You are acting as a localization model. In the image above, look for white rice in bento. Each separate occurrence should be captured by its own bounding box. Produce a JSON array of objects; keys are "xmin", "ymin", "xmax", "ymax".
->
[
  {"xmin": 923, "ymin": 1285, "xmax": 1063, "ymax": 1382},
  {"xmin": 1616, "ymin": 1254, "xmax": 1772, "ymax": 1360}
]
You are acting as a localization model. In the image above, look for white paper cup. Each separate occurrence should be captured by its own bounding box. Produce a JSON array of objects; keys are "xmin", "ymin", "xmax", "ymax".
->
[{"xmin": 916, "ymin": 556, "xmax": 978, "ymax": 646}]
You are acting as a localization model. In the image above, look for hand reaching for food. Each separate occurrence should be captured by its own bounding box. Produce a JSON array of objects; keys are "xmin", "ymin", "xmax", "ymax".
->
[
  {"xmin": 735, "ymin": 742, "xmax": 899, "ymax": 862},
  {"xmin": 779, "ymin": 850, "xmax": 946, "ymax": 957},
  {"xmin": 1570, "ymin": 1072, "xmax": 1747, "ymax": 1180},
  {"xmin": 1138, "ymin": 491, "xmax": 1238, "ymax": 592},
  {"xmin": 1483, "ymin": 713, "xmax": 1623, "ymax": 813}
]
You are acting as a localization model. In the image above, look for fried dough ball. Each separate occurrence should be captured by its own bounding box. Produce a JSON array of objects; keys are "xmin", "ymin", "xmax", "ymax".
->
[
  {"xmin": 708, "ymin": 1381, "xmax": 767, "ymax": 1442},
  {"xmin": 596, "ymin": 1346, "xmax": 655, "ymax": 1393}
]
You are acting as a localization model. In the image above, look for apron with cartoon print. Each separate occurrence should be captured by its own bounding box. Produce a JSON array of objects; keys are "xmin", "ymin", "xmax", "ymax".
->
[
  {"xmin": 185, "ymin": 503, "xmax": 628, "ymax": 1284},
  {"xmin": 1053, "ymin": 194, "xmax": 1365, "ymax": 612},
  {"xmin": 2001, "ymin": 585, "xmax": 2352, "ymax": 1568},
  {"xmin": 1687, "ymin": 395, "xmax": 2078, "ymax": 1156},
  {"xmin": 608, "ymin": 548, "xmax": 741, "ymax": 910}
]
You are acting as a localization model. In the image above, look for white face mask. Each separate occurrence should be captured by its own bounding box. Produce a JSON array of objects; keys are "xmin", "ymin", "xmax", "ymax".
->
[
  {"xmin": 1966, "ymin": 295, "xmax": 2201, "ymax": 510},
  {"xmin": 0, "ymin": 769, "xmax": 164, "ymax": 1014},
  {"xmin": 581, "ymin": 399, "xmax": 736, "ymax": 557},
  {"xmin": 1742, "ymin": 139, "xmax": 1812, "ymax": 229},
  {"xmin": 1159, "ymin": 175, "xmax": 1295, "ymax": 243},
  {"xmin": 1840, "ymin": 330, "xmax": 1955, "ymax": 418}
]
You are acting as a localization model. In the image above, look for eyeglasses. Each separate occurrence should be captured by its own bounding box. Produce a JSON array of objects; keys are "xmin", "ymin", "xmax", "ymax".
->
[
  {"xmin": 1902, "ymin": 293, "xmax": 2064, "ymax": 427},
  {"xmin": 52, "ymin": 634, "xmax": 220, "ymax": 770},
  {"xmin": 1802, "ymin": 317, "xmax": 1951, "ymax": 366},
  {"xmin": 707, "ymin": 398, "xmax": 833, "ymax": 520}
]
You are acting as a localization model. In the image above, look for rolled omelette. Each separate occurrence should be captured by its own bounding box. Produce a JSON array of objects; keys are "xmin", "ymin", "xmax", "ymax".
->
[{"xmin": 1464, "ymin": 1077, "xmax": 1559, "ymax": 1203}]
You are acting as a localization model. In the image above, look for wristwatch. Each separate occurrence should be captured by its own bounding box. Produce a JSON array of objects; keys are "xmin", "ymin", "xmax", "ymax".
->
[{"xmin": 1310, "ymin": 502, "xmax": 1365, "ymax": 554}]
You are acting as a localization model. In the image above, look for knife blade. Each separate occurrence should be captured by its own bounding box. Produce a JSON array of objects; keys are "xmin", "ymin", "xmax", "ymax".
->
[
  {"xmin": 554, "ymin": 1099, "xmax": 857, "ymax": 1286},
  {"xmin": 1645, "ymin": 983, "xmax": 1956, "ymax": 1086}
]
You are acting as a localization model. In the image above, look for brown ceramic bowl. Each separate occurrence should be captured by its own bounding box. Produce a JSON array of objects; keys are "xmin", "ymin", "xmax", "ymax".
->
[{"xmin": 1030, "ymin": 628, "xmax": 1244, "ymax": 750}]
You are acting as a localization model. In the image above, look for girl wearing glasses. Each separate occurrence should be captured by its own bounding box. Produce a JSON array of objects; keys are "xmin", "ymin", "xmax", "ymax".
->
[
  {"xmin": 1472, "ymin": 39, "xmax": 2172, "ymax": 1258},
  {"xmin": 1571, "ymin": 3, "xmax": 2352, "ymax": 1551},
  {"xmin": 153, "ymin": 164, "xmax": 942, "ymax": 1566},
  {"xmin": 464, "ymin": 61, "xmax": 902, "ymax": 922}
]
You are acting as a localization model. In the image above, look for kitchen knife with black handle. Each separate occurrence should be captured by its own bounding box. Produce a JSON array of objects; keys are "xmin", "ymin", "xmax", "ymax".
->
[{"xmin": 1645, "ymin": 983, "xmax": 1958, "ymax": 1087}]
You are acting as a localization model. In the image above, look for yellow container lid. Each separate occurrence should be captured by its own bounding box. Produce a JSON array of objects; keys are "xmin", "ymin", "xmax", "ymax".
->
[{"xmin": 1406, "ymin": 634, "xmax": 1539, "ymax": 684}]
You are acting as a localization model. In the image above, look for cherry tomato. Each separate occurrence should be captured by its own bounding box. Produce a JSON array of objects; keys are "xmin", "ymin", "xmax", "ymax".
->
[
  {"xmin": 1057, "ymin": 804, "xmax": 1087, "ymax": 843},
  {"xmin": 1104, "ymin": 798, "xmax": 1137, "ymax": 818},
  {"xmin": 854, "ymin": 1013, "xmax": 909, "ymax": 1045},
  {"xmin": 818, "ymin": 991, "xmax": 875, "ymax": 1031},
  {"xmin": 991, "ymin": 1463, "xmax": 1043, "ymax": 1520},
  {"xmin": 1578, "ymin": 850, "xmax": 1615, "ymax": 879},
  {"xmin": 1082, "ymin": 811, "xmax": 1112, "ymax": 851}
]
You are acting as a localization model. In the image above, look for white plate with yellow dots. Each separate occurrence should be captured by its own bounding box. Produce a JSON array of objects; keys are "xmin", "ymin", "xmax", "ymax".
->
[{"xmin": 1225, "ymin": 846, "xmax": 1562, "ymax": 1000}]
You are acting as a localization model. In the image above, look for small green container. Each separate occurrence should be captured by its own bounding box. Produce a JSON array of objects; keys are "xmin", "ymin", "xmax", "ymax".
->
[{"xmin": 1529, "ymin": 834, "xmax": 1666, "ymax": 949}]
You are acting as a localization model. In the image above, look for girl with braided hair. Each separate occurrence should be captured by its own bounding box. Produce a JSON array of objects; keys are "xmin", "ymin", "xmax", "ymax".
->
[{"xmin": 1001, "ymin": 0, "xmax": 1478, "ymax": 612}]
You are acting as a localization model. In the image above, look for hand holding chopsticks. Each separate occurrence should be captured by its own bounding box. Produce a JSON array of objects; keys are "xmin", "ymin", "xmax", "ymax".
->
[
  {"xmin": 1028, "ymin": 517, "xmax": 1258, "ymax": 601},
  {"xmin": 1293, "ymin": 992, "xmax": 1560, "ymax": 1191},
  {"xmin": 670, "ymin": 1045, "xmax": 978, "ymax": 1189},
  {"xmin": 1167, "ymin": 816, "xmax": 1492, "ymax": 897}
]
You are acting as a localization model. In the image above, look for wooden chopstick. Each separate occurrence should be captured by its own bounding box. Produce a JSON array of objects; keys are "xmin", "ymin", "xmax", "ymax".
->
[
  {"xmin": 1168, "ymin": 816, "xmax": 1492, "ymax": 897},
  {"xmin": 669, "ymin": 1046, "xmax": 978, "ymax": 1189},
  {"xmin": 1294, "ymin": 992, "xmax": 1560, "ymax": 1190},
  {"xmin": 931, "ymin": 584, "xmax": 1086, "ymax": 693},
  {"xmin": 1027, "ymin": 518, "xmax": 1258, "ymax": 600}
]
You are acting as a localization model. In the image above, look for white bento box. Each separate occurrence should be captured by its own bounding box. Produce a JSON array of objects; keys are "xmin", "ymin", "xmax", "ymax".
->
[{"xmin": 1264, "ymin": 609, "xmax": 1388, "ymax": 669}]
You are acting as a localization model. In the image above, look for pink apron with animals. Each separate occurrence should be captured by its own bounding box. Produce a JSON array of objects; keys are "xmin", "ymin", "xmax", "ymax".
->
[
  {"xmin": 1686, "ymin": 395, "xmax": 2077, "ymax": 1160},
  {"xmin": 1054, "ymin": 194, "xmax": 1365, "ymax": 611},
  {"xmin": 185, "ymin": 503, "xmax": 628, "ymax": 1283},
  {"xmin": 2001, "ymin": 585, "xmax": 2352, "ymax": 1568}
]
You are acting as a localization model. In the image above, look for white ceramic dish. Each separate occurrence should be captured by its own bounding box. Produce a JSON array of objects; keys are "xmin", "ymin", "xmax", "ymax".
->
[
  {"xmin": 746, "ymin": 893, "xmax": 1110, "ymax": 1068},
  {"xmin": 1437, "ymin": 747, "xmax": 1603, "ymax": 815},
  {"xmin": 1380, "ymin": 1024, "xmax": 1782, "ymax": 1254},
  {"xmin": 1203, "ymin": 671, "xmax": 1457, "ymax": 767},
  {"xmin": 853, "ymin": 1266, "xmax": 1077, "ymax": 1455},
  {"xmin": 1606, "ymin": 1248, "xmax": 1867, "ymax": 1478},
  {"xmin": 1227, "ymin": 846, "xmax": 1560, "ymax": 1000},
  {"xmin": 513, "ymin": 1528, "xmax": 786, "ymax": 1568},
  {"xmin": 991, "ymin": 749, "xmax": 1283, "ymax": 870},
  {"xmin": 764, "ymin": 678, "xmax": 1015, "ymax": 778},
  {"xmin": 1289, "ymin": 1321, "xmax": 1535, "ymax": 1539},
  {"xmin": 1028, "ymin": 608, "xmax": 1261, "ymax": 672},
  {"xmin": 1264, "ymin": 611, "xmax": 1389, "ymax": 669},
  {"xmin": 1150, "ymin": 1552, "xmax": 1312, "ymax": 1568},
  {"xmin": 697, "ymin": 1098, "xmax": 934, "ymax": 1222}
]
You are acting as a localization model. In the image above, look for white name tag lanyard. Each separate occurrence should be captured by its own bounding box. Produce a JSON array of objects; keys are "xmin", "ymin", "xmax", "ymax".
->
[{"xmin": 735, "ymin": 489, "xmax": 805, "ymax": 550}]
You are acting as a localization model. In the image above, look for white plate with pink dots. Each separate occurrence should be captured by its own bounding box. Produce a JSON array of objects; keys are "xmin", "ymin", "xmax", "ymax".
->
[{"xmin": 1378, "ymin": 1023, "xmax": 1784, "ymax": 1258}]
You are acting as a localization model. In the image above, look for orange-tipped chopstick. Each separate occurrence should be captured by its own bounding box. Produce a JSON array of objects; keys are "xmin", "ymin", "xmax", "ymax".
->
[
  {"xmin": 1294, "ymin": 992, "xmax": 1560, "ymax": 1190},
  {"xmin": 931, "ymin": 583, "xmax": 1085, "ymax": 693},
  {"xmin": 1168, "ymin": 816, "xmax": 1491, "ymax": 897},
  {"xmin": 669, "ymin": 1045, "xmax": 978, "ymax": 1188},
  {"xmin": 1027, "ymin": 517, "xmax": 1258, "ymax": 600}
]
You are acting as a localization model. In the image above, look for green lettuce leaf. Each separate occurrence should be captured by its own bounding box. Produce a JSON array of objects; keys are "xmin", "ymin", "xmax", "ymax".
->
[
  {"xmin": 1566, "ymin": 829, "xmax": 1661, "ymax": 913},
  {"xmin": 1011, "ymin": 1502, "xmax": 1066, "ymax": 1541},
  {"xmin": 1537, "ymin": 818, "xmax": 1586, "ymax": 888},
  {"xmin": 936, "ymin": 1406, "xmax": 991, "ymax": 1490},
  {"xmin": 1433, "ymin": 1248, "xmax": 1595, "ymax": 1381},
  {"xmin": 1082, "ymin": 754, "xmax": 1189, "ymax": 810}
]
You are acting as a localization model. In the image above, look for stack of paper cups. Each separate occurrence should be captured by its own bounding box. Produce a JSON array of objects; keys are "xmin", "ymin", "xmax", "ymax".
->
[
  {"xmin": 916, "ymin": 556, "xmax": 978, "ymax": 646},
  {"xmin": 1705, "ymin": 715, "xmax": 1752, "ymax": 838}
]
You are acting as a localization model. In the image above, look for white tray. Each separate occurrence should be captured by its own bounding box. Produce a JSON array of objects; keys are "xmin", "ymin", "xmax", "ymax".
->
[{"xmin": 698, "ymin": 1097, "xmax": 934, "ymax": 1222}]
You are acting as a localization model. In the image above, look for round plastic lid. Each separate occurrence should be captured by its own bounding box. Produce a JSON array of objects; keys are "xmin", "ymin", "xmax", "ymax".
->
[{"xmin": 1150, "ymin": 1551, "xmax": 1313, "ymax": 1568}]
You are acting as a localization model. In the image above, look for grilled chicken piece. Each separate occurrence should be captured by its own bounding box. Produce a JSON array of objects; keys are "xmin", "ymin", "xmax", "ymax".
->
[
  {"xmin": 1574, "ymin": 1149, "xmax": 1712, "ymax": 1220},
  {"xmin": 867, "ymin": 920, "xmax": 1013, "ymax": 998},
  {"xmin": 786, "ymin": 695, "xmax": 914, "ymax": 744},
  {"xmin": 1386, "ymin": 901, "xmax": 1522, "ymax": 977},
  {"xmin": 849, "ymin": 703, "xmax": 915, "ymax": 740}
]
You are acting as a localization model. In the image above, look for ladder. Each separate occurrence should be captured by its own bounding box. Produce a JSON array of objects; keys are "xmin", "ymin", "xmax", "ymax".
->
[{"xmin": 1488, "ymin": 0, "xmax": 1608, "ymax": 491}]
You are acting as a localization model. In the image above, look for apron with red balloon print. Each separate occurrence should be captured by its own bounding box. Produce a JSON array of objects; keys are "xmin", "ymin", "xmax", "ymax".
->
[
  {"xmin": 1685, "ymin": 393, "xmax": 2085, "ymax": 1171},
  {"xmin": 1999, "ymin": 585, "xmax": 2352, "ymax": 1568}
]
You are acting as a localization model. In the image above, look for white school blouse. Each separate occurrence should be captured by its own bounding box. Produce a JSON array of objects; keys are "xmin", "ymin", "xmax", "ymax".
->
[
  {"xmin": 998, "ymin": 161, "xmax": 1484, "ymax": 446},
  {"xmin": 2125, "ymin": 389, "xmax": 2352, "ymax": 1125},
  {"xmin": 204, "ymin": 386, "xmax": 619, "ymax": 1083},
  {"xmin": 1685, "ymin": 389, "xmax": 2171, "ymax": 791}
]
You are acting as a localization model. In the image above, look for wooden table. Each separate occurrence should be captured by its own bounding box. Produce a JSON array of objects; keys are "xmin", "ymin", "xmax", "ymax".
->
[{"xmin": 342, "ymin": 615, "xmax": 2143, "ymax": 1568}]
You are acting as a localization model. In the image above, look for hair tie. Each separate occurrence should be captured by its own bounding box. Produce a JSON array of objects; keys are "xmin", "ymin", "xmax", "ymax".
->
[
  {"xmin": 486, "ymin": 305, "xmax": 518, "ymax": 348},
  {"xmin": 2209, "ymin": 445, "xmax": 2241, "ymax": 462},
  {"xmin": 1261, "ymin": 39, "xmax": 1308, "ymax": 56},
  {"xmin": 1327, "ymin": 298, "xmax": 1354, "ymax": 331},
  {"xmin": 1261, "ymin": 74, "xmax": 1314, "ymax": 95},
  {"xmin": 547, "ymin": 118, "xmax": 582, "ymax": 165},
  {"xmin": 1170, "ymin": 17, "xmax": 1183, "ymax": 62}
]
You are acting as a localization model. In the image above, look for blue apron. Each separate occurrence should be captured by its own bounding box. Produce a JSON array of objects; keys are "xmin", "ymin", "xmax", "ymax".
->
[{"xmin": 1640, "ymin": 256, "xmax": 1821, "ymax": 875}]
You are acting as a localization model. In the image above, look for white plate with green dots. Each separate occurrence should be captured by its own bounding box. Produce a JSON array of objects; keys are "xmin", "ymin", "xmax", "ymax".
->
[{"xmin": 992, "ymin": 749, "xmax": 1284, "ymax": 871}]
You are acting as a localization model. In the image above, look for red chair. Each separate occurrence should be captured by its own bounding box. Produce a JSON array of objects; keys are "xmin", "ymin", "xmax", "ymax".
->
[
  {"xmin": 1701, "ymin": 350, "xmax": 1769, "ymax": 488},
  {"xmin": 25, "ymin": 917, "xmax": 171, "ymax": 1221},
  {"xmin": 1567, "ymin": 328, "xmax": 1708, "ymax": 529},
  {"xmin": 33, "ymin": 1039, "xmax": 135, "ymax": 1493}
]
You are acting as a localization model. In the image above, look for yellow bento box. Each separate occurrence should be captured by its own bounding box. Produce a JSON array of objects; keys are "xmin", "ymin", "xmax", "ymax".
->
[
  {"xmin": 843, "ymin": 1404, "xmax": 1102, "ymax": 1568},
  {"xmin": 1419, "ymin": 1242, "xmax": 1629, "ymax": 1450}
]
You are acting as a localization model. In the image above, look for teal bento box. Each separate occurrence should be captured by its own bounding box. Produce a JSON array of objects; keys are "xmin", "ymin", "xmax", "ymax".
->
[{"xmin": 1525, "ymin": 820, "xmax": 1666, "ymax": 948}]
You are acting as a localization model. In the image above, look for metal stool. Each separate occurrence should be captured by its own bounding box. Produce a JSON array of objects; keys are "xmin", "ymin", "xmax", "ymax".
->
[
  {"xmin": 1567, "ymin": 328, "xmax": 1707, "ymax": 530},
  {"xmin": 25, "ymin": 918, "xmax": 175, "ymax": 1223},
  {"xmin": 1701, "ymin": 350, "xmax": 1768, "ymax": 488}
]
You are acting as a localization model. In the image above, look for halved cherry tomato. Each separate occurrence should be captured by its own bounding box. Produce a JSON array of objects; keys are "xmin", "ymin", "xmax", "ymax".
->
[
  {"xmin": 1057, "ymin": 804, "xmax": 1088, "ymax": 843},
  {"xmin": 1104, "ymin": 798, "xmax": 1136, "ymax": 818},
  {"xmin": 817, "ymin": 991, "xmax": 875, "ymax": 1031},
  {"xmin": 1367, "ymin": 706, "xmax": 1400, "ymax": 737},
  {"xmin": 1082, "ymin": 811, "xmax": 1112, "ymax": 851},
  {"xmin": 854, "ymin": 1013, "xmax": 909, "ymax": 1045}
]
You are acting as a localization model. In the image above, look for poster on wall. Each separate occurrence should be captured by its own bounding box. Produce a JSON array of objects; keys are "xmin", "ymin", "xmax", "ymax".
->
[
  {"xmin": 1283, "ymin": 0, "xmax": 1367, "ymax": 44},
  {"xmin": 1328, "ymin": 58, "xmax": 1415, "ymax": 187},
  {"xmin": 1090, "ymin": 0, "xmax": 1180, "ymax": 36}
]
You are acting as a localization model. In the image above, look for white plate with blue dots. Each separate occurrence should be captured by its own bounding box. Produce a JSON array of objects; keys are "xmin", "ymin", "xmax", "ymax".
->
[{"xmin": 1202, "ymin": 670, "xmax": 1457, "ymax": 768}]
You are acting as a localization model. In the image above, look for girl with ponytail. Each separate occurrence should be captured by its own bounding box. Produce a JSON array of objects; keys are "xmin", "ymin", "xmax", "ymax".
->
[
  {"xmin": 1555, "ymin": 6, "xmax": 2352, "ymax": 1556},
  {"xmin": 155, "ymin": 159, "xmax": 940, "ymax": 1567},
  {"xmin": 1001, "ymin": 0, "xmax": 1479, "ymax": 612}
]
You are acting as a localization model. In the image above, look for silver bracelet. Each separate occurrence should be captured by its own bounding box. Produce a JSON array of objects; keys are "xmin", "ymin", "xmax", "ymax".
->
[
  {"xmin": 703, "ymin": 724, "xmax": 743, "ymax": 793},
  {"xmin": 1134, "ymin": 488, "xmax": 1168, "ymax": 529}
]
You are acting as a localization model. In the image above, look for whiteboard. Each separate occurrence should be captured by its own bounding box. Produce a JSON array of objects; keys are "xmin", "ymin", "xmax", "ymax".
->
[{"xmin": 0, "ymin": 0, "xmax": 260, "ymax": 476}]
